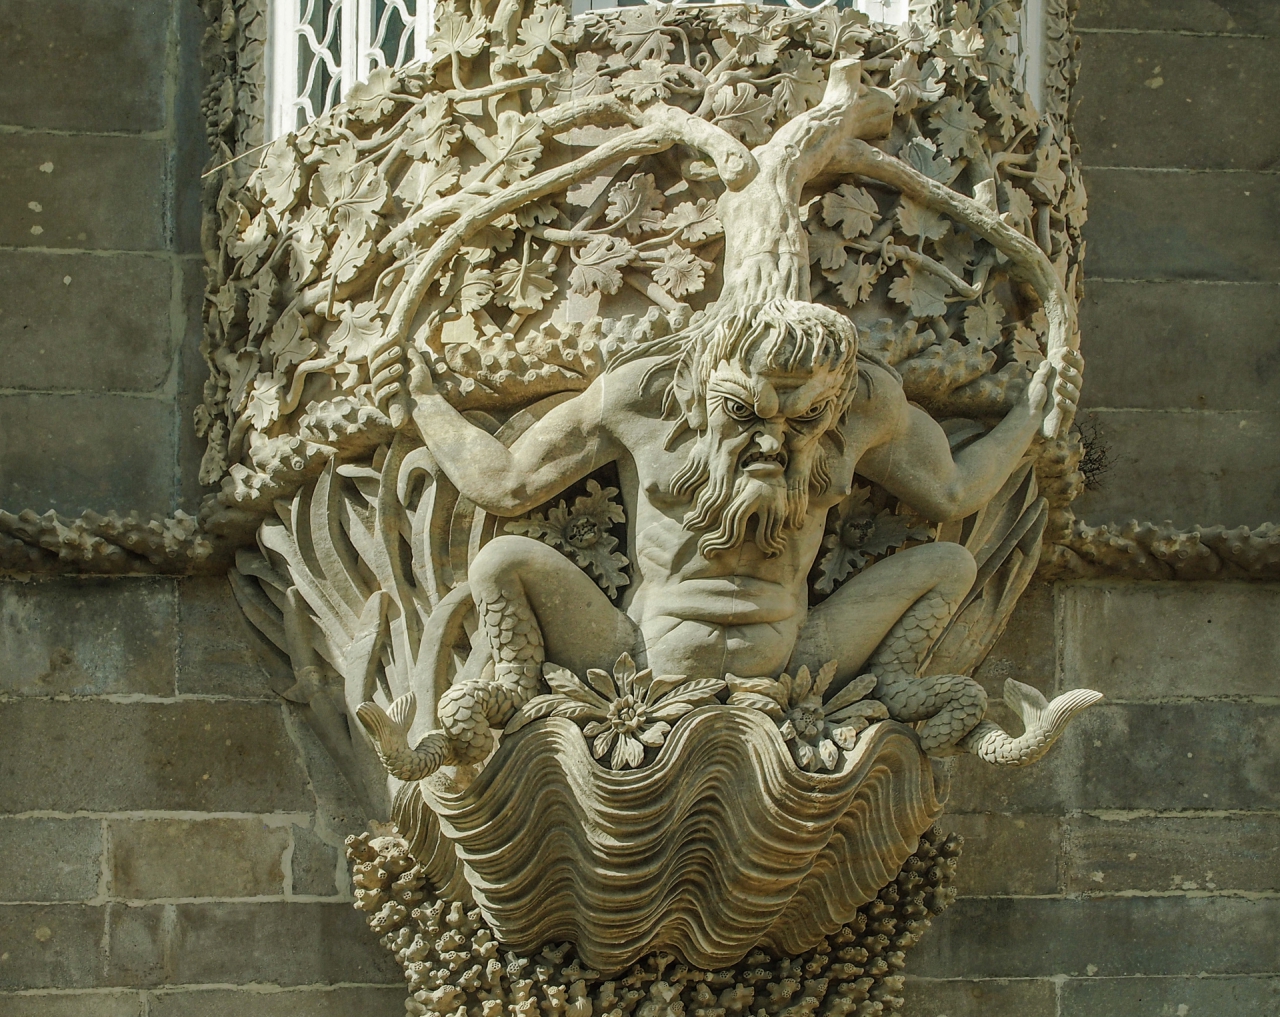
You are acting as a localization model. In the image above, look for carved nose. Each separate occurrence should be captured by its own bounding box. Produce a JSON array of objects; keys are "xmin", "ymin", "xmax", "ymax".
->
[{"xmin": 755, "ymin": 432, "xmax": 782, "ymax": 456}]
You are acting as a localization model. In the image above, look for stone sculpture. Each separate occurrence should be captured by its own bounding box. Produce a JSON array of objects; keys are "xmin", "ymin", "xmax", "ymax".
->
[{"xmin": 190, "ymin": 0, "xmax": 1107, "ymax": 1009}]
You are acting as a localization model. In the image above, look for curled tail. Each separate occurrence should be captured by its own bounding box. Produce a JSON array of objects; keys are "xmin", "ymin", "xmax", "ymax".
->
[
  {"xmin": 960, "ymin": 679, "xmax": 1103, "ymax": 767},
  {"xmin": 356, "ymin": 693, "xmax": 450, "ymax": 781}
]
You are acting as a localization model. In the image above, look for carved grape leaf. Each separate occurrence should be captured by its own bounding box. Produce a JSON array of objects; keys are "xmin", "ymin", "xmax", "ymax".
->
[
  {"xmin": 247, "ymin": 268, "xmax": 277, "ymax": 337},
  {"xmin": 1000, "ymin": 181, "xmax": 1034, "ymax": 235},
  {"xmin": 932, "ymin": 228, "xmax": 975, "ymax": 276},
  {"xmin": 716, "ymin": 7, "xmax": 785, "ymax": 67},
  {"xmin": 329, "ymin": 225, "xmax": 373, "ymax": 285},
  {"xmin": 928, "ymin": 96, "xmax": 986, "ymax": 159},
  {"xmin": 985, "ymin": 80, "xmax": 1020, "ymax": 140},
  {"xmin": 329, "ymin": 301, "xmax": 383, "ymax": 367},
  {"xmin": 603, "ymin": 5, "xmax": 676, "ymax": 64},
  {"xmin": 821, "ymin": 184, "xmax": 880, "ymax": 240},
  {"xmin": 514, "ymin": 200, "xmax": 559, "ymax": 229},
  {"xmin": 711, "ymin": 83, "xmax": 774, "ymax": 145},
  {"xmin": 615, "ymin": 59, "xmax": 682, "ymax": 104},
  {"xmin": 231, "ymin": 209, "xmax": 273, "ymax": 276},
  {"xmin": 652, "ymin": 245, "xmax": 710, "ymax": 298},
  {"xmin": 289, "ymin": 224, "xmax": 328, "ymax": 285},
  {"xmin": 891, "ymin": 53, "xmax": 946, "ymax": 112},
  {"xmin": 395, "ymin": 156, "xmax": 461, "ymax": 208},
  {"xmin": 265, "ymin": 308, "xmax": 316, "ymax": 371},
  {"xmin": 311, "ymin": 154, "xmax": 388, "ymax": 235},
  {"xmin": 456, "ymin": 265, "xmax": 495, "ymax": 314},
  {"xmin": 896, "ymin": 198, "xmax": 949, "ymax": 242},
  {"xmin": 806, "ymin": 225, "xmax": 850, "ymax": 271},
  {"xmin": 402, "ymin": 96, "xmax": 460, "ymax": 161},
  {"xmin": 662, "ymin": 199, "xmax": 721, "ymax": 243},
  {"xmin": 345, "ymin": 66, "xmax": 399, "ymax": 123},
  {"xmin": 901, "ymin": 136, "xmax": 952, "ymax": 183},
  {"xmin": 510, "ymin": 3, "xmax": 578, "ymax": 70},
  {"xmin": 774, "ymin": 50, "xmax": 827, "ymax": 119},
  {"xmin": 244, "ymin": 372, "xmax": 287, "ymax": 429},
  {"xmin": 460, "ymin": 224, "xmax": 514, "ymax": 264},
  {"xmin": 569, "ymin": 236, "xmax": 636, "ymax": 297},
  {"xmin": 493, "ymin": 256, "xmax": 556, "ymax": 314},
  {"xmin": 824, "ymin": 256, "xmax": 879, "ymax": 306},
  {"xmin": 962, "ymin": 293, "xmax": 1005, "ymax": 347},
  {"xmin": 553, "ymin": 51, "xmax": 611, "ymax": 100},
  {"xmin": 606, "ymin": 174, "xmax": 665, "ymax": 235},
  {"xmin": 254, "ymin": 140, "xmax": 304, "ymax": 212},
  {"xmin": 491, "ymin": 111, "xmax": 544, "ymax": 184},
  {"xmin": 888, "ymin": 263, "xmax": 950, "ymax": 318},
  {"xmin": 1025, "ymin": 144, "xmax": 1068, "ymax": 203},
  {"xmin": 429, "ymin": 9, "xmax": 486, "ymax": 65}
]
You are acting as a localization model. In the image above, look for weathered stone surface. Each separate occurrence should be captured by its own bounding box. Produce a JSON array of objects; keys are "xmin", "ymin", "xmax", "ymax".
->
[
  {"xmin": 902, "ymin": 976, "xmax": 1057, "ymax": 1017},
  {"xmin": 0, "ymin": 701, "xmax": 313, "ymax": 814},
  {"xmin": 1061, "ymin": 975, "xmax": 1280, "ymax": 1016},
  {"xmin": 1065, "ymin": 814, "xmax": 1280, "ymax": 893},
  {"xmin": 0, "ymin": 0, "xmax": 171, "ymax": 133},
  {"xmin": 0, "ymin": 818, "xmax": 102, "ymax": 902},
  {"xmin": 289, "ymin": 826, "xmax": 342, "ymax": 897},
  {"xmin": 1076, "ymin": 0, "xmax": 1280, "ymax": 34},
  {"xmin": 1083, "ymin": 169, "xmax": 1280, "ymax": 282},
  {"xmin": 176, "ymin": 577, "xmax": 282, "ymax": 699},
  {"xmin": 0, "ymin": 395, "xmax": 176, "ymax": 518},
  {"xmin": 0, "ymin": 251, "xmax": 174, "ymax": 392},
  {"xmin": 913, "ymin": 896, "xmax": 1280, "ymax": 979},
  {"xmin": 1076, "ymin": 33, "xmax": 1280, "ymax": 171},
  {"xmin": 146, "ymin": 986, "xmax": 406, "ymax": 1017},
  {"xmin": 0, "ymin": 134, "xmax": 166, "ymax": 251},
  {"xmin": 1071, "ymin": 409, "xmax": 1280, "ymax": 528},
  {"xmin": 173, "ymin": 1, "xmax": 209, "ymax": 256},
  {"xmin": 107, "ymin": 819, "xmax": 289, "ymax": 900},
  {"xmin": 972, "ymin": 582, "xmax": 1056, "ymax": 696},
  {"xmin": 104, "ymin": 902, "xmax": 401, "ymax": 987},
  {"xmin": 945, "ymin": 735, "xmax": 1080, "ymax": 815},
  {"xmin": 0, "ymin": 904, "xmax": 102, "ymax": 990},
  {"xmin": 1059, "ymin": 582, "xmax": 1280, "ymax": 699},
  {"xmin": 177, "ymin": 257, "xmax": 215, "ymax": 512},
  {"xmin": 1074, "ymin": 703, "xmax": 1280, "ymax": 811},
  {"xmin": 0, "ymin": 578, "xmax": 176, "ymax": 697},
  {"xmin": 939, "ymin": 814, "xmax": 1061, "ymax": 896},
  {"xmin": 0, "ymin": 990, "xmax": 141, "ymax": 1016},
  {"xmin": 1078, "ymin": 281, "xmax": 1280, "ymax": 412}
]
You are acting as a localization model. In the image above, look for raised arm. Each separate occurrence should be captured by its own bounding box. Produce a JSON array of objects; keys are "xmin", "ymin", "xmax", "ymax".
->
[
  {"xmin": 407, "ymin": 349, "xmax": 620, "ymax": 516},
  {"xmin": 858, "ymin": 352, "xmax": 1082, "ymax": 521}
]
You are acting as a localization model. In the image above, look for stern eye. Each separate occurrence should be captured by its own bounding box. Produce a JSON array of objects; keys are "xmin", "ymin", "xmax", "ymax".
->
[{"xmin": 724, "ymin": 399, "xmax": 754, "ymax": 421}]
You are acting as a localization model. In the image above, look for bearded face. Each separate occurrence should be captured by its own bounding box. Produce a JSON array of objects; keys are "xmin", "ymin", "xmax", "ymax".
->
[{"xmin": 670, "ymin": 356, "xmax": 847, "ymax": 558}]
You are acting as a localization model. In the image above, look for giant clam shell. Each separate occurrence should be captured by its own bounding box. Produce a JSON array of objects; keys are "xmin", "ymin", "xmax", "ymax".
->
[{"xmin": 414, "ymin": 706, "xmax": 943, "ymax": 973}]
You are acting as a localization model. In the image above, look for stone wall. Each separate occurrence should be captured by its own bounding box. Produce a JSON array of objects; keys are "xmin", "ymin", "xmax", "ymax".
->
[{"xmin": 0, "ymin": 2, "xmax": 1275, "ymax": 1015}]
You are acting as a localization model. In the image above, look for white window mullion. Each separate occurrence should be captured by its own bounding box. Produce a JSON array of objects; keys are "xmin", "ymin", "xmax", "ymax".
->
[
  {"xmin": 1022, "ymin": 0, "xmax": 1047, "ymax": 115},
  {"xmin": 266, "ymin": 0, "xmax": 301, "ymax": 138},
  {"xmin": 340, "ymin": 0, "xmax": 362, "ymax": 100},
  {"xmin": 415, "ymin": 0, "xmax": 434, "ymax": 64}
]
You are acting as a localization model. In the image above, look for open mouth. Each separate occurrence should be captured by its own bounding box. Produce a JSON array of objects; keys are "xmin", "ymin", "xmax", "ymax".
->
[{"xmin": 741, "ymin": 448, "xmax": 788, "ymax": 473}]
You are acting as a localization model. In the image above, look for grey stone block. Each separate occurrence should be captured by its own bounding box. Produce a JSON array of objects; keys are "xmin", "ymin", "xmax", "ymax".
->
[
  {"xmin": 1065, "ymin": 814, "xmax": 1280, "ymax": 893},
  {"xmin": 173, "ymin": 1, "xmax": 211, "ymax": 256},
  {"xmin": 0, "ymin": 904, "xmax": 102, "ymax": 990},
  {"xmin": 284, "ymin": 702, "xmax": 379, "ymax": 836},
  {"xmin": 1076, "ymin": 0, "xmax": 1280, "ymax": 34},
  {"xmin": 0, "ymin": 701, "xmax": 313, "ymax": 814},
  {"xmin": 902, "ymin": 977, "xmax": 1056, "ymax": 1017},
  {"xmin": 973, "ymin": 582, "xmax": 1056, "ymax": 695},
  {"xmin": 0, "ymin": 394, "xmax": 176, "ymax": 518},
  {"xmin": 0, "ymin": 578, "xmax": 177, "ymax": 697},
  {"xmin": 104, "ymin": 902, "xmax": 401, "ymax": 987},
  {"xmin": 0, "ymin": 818, "xmax": 102, "ymax": 902},
  {"xmin": 1076, "ymin": 33, "xmax": 1280, "ymax": 171},
  {"xmin": 0, "ymin": 134, "xmax": 166, "ymax": 251},
  {"xmin": 1073, "ymin": 703, "xmax": 1280, "ymax": 811},
  {"xmin": 0, "ymin": 991, "xmax": 142, "ymax": 1017},
  {"xmin": 1083, "ymin": 169, "xmax": 1280, "ymax": 282},
  {"xmin": 912, "ymin": 896, "xmax": 1280, "ymax": 979},
  {"xmin": 178, "ymin": 258, "xmax": 216, "ymax": 512},
  {"xmin": 945, "ymin": 733, "xmax": 1079, "ymax": 816},
  {"xmin": 146, "ymin": 986, "xmax": 407, "ymax": 1017},
  {"xmin": 107, "ymin": 819, "xmax": 289, "ymax": 900},
  {"xmin": 1060, "ymin": 975, "xmax": 1280, "ymax": 1016},
  {"xmin": 1071, "ymin": 408, "xmax": 1280, "ymax": 529},
  {"xmin": 1059, "ymin": 582, "xmax": 1280, "ymax": 699},
  {"xmin": 938, "ymin": 814, "xmax": 1061, "ymax": 897},
  {"xmin": 0, "ymin": 0, "xmax": 171, "ymax": 133},
  {"xmin": 176, "ymin": 577, "xmax": 283, "ymax": 699},
  {"xmin": 0, "ymin": 251, "xmax": 175, "ymax": 392},
  {"xmin": 1078, "ymin": 281, "xmax": 1280, "ymax": 412},
  {"xmin": 290, "ymin": 826, "xmax": 343, "ymax": 898}
]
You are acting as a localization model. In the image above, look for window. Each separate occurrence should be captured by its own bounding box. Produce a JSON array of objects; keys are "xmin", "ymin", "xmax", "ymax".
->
[{"xmin": 264, "ymin": 0, "xmax": 1043, "ymax": 140}]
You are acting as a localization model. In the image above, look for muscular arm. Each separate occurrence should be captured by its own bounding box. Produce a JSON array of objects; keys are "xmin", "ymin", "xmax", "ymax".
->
[
  {"xmin": 408, "ymin": 353, "xmax": 621, "ymax": 516},
  {"xmin": 856, "ymin": 354, "xmax": 1081, "ymax": 521}
]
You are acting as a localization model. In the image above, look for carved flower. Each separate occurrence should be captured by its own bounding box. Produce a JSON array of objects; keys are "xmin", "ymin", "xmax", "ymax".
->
[
  {"xmin": 507, "ymin": 654, "xmax": 726, "ymax": 770},
  {"xmin": 814, "ymin": 487, "xmax": 934, "ymax": 594},
  {"xmin": 506, "ymin": 480, "xmax": 630, "ymax": 597},
  {"xmin": 727, "ymin": 664, "xmax": 888, "ymax": 772}
]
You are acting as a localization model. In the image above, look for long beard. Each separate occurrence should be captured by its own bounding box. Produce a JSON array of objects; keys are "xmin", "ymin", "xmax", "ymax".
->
[{"xmin": 671, "ymin": 434, "xmax": 812, "ymax": 558}]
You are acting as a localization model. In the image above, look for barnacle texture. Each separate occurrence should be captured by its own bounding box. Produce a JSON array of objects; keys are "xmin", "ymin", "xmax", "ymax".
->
[{"xmin": 347, "ymin": 826, "xmax": 962, "ymax": 1017}]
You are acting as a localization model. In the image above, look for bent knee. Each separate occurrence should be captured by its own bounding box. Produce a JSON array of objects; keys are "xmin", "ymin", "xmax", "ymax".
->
[
  {"xmin": 894, "ymin": 540, "xmax": 977, "ymax": 589},
  {"xmin": 469, "ymin": 534, "xmax": 561, "ymax": 589}
]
